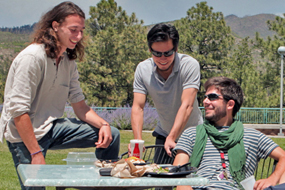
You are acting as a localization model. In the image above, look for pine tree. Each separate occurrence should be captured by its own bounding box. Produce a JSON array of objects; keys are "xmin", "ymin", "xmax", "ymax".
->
[
  {"xmin": 254, "ymin": 14, "xmax": 285, "ymax": 108},
  {"xmin": 224, "ymin": 37, "xmax": 269, "ymax": 107},
  {"xmin": 174, "ymin": 2, "xmax": 234, "ymax": 105},
  {"xmin": 78, "ymin": 0, "xmax": 149, "ymax": 107}
]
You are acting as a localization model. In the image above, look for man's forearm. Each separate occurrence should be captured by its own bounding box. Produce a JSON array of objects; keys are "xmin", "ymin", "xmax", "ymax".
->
[
  {"xmin": 131, "ymin": 107, "xmax": 144, "ymax": 139},
  {"xmin": 72, "ymin": 100, "xmax": 108, "ymax": 129},
  {"xmin": 270, "ymin": 156, "xmax": 285, "ymax": 184},
  {"xmin": 168, "ymin": 88, "xmax": 197, "ymax": 140},
  {"xmin": 14, "ymin": 113, "xmax": 42, "ymax": 154},
  {"xmin": 168, "ymin": 105, "xmax": 193, "ymax": 140}
]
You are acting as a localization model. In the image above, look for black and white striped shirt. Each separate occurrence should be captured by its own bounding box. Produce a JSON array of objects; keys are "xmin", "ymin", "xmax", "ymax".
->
[{"xmin": 175, "ymin": 126, "xmax": 278, "ymax": 190}]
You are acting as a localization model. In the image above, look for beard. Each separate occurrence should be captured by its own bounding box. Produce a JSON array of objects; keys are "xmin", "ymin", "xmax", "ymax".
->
[{"xmin": 205, "ymin": 106, "xmax": 227, "ymax": 123}]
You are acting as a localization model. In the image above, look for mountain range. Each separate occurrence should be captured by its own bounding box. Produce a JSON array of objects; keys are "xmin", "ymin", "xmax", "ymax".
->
[
  {"xmin": 0, "ymin": 13, "xmax": 280, "ymax": 43},
  {"xmin": 224, "ymin": 13, "xmax": 277, "ymax": 39}
]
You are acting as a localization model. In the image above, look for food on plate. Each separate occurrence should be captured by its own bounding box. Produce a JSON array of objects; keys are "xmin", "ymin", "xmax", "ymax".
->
[
  {"xmin": 95, "ymin": 160, "xmax": 117, "ymax": 168},
  {"xmin": 153, "ymin": 166, "xmax": 170, "ymax": 174},
  {"xmin": 125, "ymin": 156, "xmax": 146, "ymax": 164}
]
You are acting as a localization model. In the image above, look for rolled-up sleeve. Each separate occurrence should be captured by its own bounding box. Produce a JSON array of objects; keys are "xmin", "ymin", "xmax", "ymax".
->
[
  {"xmin": 68, "ymin": 62, "xmax": 85, "ymax": 103},
  {"xmin": 181, "ymin": 56, "xmax": 200, "ymax": 91},
  {"xmin": 8, "ymin": 54, "xmax": 42, "ymax": 118},
  {"xmin": 133, "ymin": 63, "xmax": 148, "ymax": 95}
]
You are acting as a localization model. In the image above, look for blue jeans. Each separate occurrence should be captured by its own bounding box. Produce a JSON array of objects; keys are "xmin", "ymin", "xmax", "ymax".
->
[{"xmin": 7, "ymin": 118, "xmax": 120, "ymax": 190}]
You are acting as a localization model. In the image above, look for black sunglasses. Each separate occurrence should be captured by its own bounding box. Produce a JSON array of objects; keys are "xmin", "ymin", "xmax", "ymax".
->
[
  {"xmin": 151, "ymin": 48, "xmax": 175, "ymax": 57},
  {"xmin": 204, "ymin": 93, "xmax": 223, "ymax": 101}
]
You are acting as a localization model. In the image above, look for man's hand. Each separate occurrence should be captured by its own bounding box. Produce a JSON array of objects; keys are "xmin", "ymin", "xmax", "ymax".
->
[
  {"xmin": 95, "ymin": 124, "xmax": 113, "ymax": 148},
  {"xmin": 72, "ymin": 100, "xmax": 114, "ymax": 149},
  {"xmin": 165, "ymin": 136, "xmax": 177, "ymax": 156},
  {"xmin": 176, "ymin": 186, "xmax": 193, "ymax": 190},
  {"xmin": 254, "ymin": 147, "xmax": 285, "ymax": 189},
  {"xmin": 31, "ymin": 153, "xmax": 46, "ymax": 164},
  {"xmin": 254, "ymin": 178, "xmax": 277, "ymax": 190}
]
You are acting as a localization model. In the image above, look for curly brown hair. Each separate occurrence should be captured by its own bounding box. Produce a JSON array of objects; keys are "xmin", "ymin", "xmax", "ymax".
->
[{"xmin": 32, "ymin": 1, "xmax": 85, "ymax": 61}]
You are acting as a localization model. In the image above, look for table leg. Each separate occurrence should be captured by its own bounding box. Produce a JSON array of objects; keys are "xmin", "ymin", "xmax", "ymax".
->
[
  {"xmin": 56, "ymin": 188, "xmax": 65, "ymax": 190},
  {"xmin": 56, "ymin": 188, "xmax": 66, "ymax": 190}
]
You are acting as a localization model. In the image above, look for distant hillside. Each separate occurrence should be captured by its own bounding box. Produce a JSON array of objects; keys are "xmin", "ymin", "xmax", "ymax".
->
[
  {"xmin": 0, "ymin": 23, "xmax": 36, "ymax": 34},
  {"xmin": 148, "ymin": 14, "xmax": 278, "ymax": 39},
  {"xmin": 225, "ymin": 14, "xmax": 277, "ymax": 39},
  {"xmin": 0, "ymin": 13, "xmax": 280, "ymax": 47},
  {"xmin": 0, "ymin": 31, "xmax": 30, "ymax": 65},
  {"xmin": 0, "ymin": 13, "xmax": 279, "ymax": 39}
]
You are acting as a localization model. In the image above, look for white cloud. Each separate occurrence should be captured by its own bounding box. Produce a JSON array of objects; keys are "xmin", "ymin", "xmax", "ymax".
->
[{"xmin": 275, "ymin": 13, "xmax": 285, "ymax": 18}]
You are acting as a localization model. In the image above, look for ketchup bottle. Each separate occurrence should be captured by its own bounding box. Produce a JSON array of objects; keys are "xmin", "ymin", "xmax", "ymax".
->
[{"xmin": 133, "ymin": 143, "xmax": 140, "ymax": 158}]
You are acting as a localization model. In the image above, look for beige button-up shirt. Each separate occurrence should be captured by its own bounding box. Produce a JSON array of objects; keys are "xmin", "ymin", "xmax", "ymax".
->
[{"xmin": 0, "ymin": 43, "xmax": 85, "ymax": 143}]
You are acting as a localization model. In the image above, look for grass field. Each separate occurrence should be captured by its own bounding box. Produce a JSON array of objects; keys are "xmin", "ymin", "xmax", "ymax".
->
[
  {"xmin": 0, "ymin": 131, "xmax": 284, "ymax": 190},
  {"xmin": 0, "ymin": 130, "xmax": 154, "ymax": 190}
]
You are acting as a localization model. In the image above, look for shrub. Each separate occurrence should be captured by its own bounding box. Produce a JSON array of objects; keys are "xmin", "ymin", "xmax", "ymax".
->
[
  {"xmin": 63, "ymin": 103, "xmax": 159, "ymax": 130},
  {"xmin": 141, "ymin": 102, "xmax": 159, "ymax": 130},
  {"xmin": 109, "ymin": 106, "xmax": 132, "ymax": 130},
  {"xmin": 96, "ymin": 103, "xmax": 159, "ymax": 130}
]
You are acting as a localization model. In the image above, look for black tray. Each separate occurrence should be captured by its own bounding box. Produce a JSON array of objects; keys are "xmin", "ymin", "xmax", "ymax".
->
[
  {"xmin": 133, "ymin": 162, "xmax": 147, "ymax": 166},
  {"xmin": 98, "ymin": 159, "xmax": 119, "ymax": 163},
  {"xmin": 99, "ymin": 166, "xmax": 197, "ymax": 177},
  {"xmin": 99, "ymin": 168, "xmax": 112, "ymax": 176},
  {"xmin": 145, "ymin": 166, "xmax": 197, "ymax": 178}
]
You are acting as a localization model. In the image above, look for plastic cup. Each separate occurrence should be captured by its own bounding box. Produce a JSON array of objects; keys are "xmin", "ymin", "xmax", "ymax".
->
[
  {"xmin": 240, "ymin": 175, "xmax": 256, "ymax": 190},
  {"xmin": 130, "ymin": 139, "xmax": 144, "ymax": 159}
]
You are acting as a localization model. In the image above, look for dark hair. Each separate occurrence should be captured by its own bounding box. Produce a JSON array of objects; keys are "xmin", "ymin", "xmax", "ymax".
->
[
  {"xmin": 32, "ymin": 1, "xmax": 85, "ymax": 61},
  {"xmin": 204, "ymin": 77, "xmax": 244, "ymax": 117},
  {"xmin": 147, "ymin": 23, "xmax": 179, "ymax": 51}
]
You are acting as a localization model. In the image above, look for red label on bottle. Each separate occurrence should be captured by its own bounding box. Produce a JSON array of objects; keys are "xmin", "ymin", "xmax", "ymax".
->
[{"xmin": 133, "ymin": 143, "xmax": 140, "ymax": 158}]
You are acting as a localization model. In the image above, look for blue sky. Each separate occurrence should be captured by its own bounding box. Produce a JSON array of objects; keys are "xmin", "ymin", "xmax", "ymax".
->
[{"xmin": 1, "ymin": 0, "xmax": 284, "ymax": 27}]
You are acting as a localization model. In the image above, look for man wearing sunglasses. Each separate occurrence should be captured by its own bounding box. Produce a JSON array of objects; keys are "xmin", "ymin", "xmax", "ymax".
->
[
  {"xmin": 130, "ymin": 23, "xmax": 203, "ymax": 160},
  {"xmin": 173, "ymin": 77, "xmax": 285, "ymax": 190}
]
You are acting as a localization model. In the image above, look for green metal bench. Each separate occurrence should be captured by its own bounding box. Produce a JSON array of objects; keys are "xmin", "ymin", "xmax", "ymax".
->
[{"xmin": 255, "ymin": 157, "xmax": 278, "ymax": 180}]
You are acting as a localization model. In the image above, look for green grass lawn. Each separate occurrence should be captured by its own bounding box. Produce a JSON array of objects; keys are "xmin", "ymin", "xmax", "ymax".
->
[
  {"xmin": 0, "ymin": 131, "xmax": 284, "ymax": 190},
  {"xmin": 0, "ymin": 130, "xmax": 155, "ymax": 190}
]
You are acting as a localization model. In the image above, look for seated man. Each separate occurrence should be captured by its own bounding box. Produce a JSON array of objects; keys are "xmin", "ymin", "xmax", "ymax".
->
[{"xmin": 173, "ymin": 76, "xmax": 285, "ymax": 190}]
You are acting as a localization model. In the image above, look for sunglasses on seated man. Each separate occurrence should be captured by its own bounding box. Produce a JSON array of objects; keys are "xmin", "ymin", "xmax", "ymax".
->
[
  {"xmin": 204, "ymin": 93, "xmax": 223, "ymax": 101},
  {"xmin": 204, "ymin": 93, "xmax": 232, "ymax": 101},
  {"xmin": 204, "ymin": 93, "xmax": 232, "ymax": 102},
  {"xmin": 151, "ymin": 48, "xmax": 175, "ymax": 57}
]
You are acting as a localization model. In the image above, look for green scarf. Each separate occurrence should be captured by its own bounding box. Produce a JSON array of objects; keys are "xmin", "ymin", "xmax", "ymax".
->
[{"xmin": 190, "ymin": 120, "xmax": 246, "ymax": 184}]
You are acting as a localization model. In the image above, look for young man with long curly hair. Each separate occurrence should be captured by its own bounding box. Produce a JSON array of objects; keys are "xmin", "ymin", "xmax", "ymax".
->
[{"xmin": 0, "ymin": 2, "xmax": 120, "ymax": 189}]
